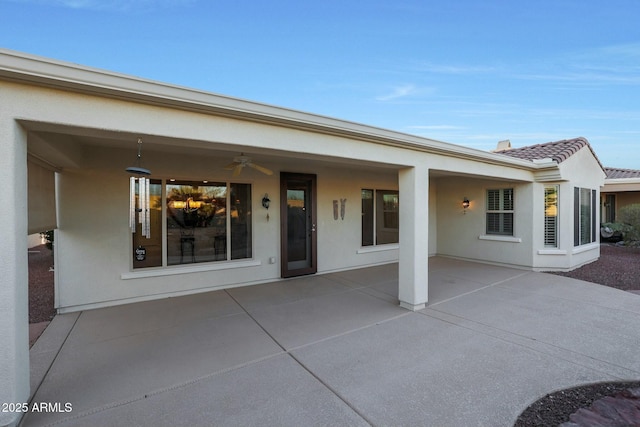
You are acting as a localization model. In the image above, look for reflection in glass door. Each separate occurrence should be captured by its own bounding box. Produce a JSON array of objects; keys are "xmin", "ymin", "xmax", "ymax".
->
[{"xmin": 281, "ymin": 173, "xmax": 317, "ymax": 277}]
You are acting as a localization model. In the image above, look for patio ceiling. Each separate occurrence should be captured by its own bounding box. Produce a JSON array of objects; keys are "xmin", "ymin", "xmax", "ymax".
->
[{"xmin": 23, "ymin": 120, "xmax": 406, "ymax": 176}]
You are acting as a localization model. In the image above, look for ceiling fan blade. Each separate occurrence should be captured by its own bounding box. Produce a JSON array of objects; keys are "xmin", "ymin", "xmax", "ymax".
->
[
  {"xmin": 233, "ymin": 164, "xmax": 243, "ymax": 177},
  {"xmin": 248, "ymin": 162, "xmax": 273, "ymax": 175},
  {"xmin": 224, "ymin": 161, "xmax": 240, "ymax": 170}
]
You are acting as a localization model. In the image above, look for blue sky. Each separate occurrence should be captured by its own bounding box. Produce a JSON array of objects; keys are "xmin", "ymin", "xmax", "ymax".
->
[{"xmin": 2, "ymin": 0, "xmax": 639, "ymax": 168}]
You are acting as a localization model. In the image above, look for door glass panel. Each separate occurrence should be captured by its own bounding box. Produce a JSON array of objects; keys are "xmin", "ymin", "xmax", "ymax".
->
[
  {"xmin": 361, "ymin": 189, "xmax": 374, "ymax": 246},
  {"xmin": 230, "ymin": 183, "xmax": 252, "ymax": 260},
  {"xmin": 287, "ymin": 187, "xmax": 309, "ymax": 266}
]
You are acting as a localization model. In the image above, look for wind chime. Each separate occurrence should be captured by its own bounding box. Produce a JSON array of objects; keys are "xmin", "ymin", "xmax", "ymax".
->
[{"xmin": 126, "ymin": 138, "xmax": 152, "ymax": 238}]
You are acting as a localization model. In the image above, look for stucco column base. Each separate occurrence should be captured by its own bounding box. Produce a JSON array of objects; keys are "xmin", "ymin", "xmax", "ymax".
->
[{"xmin": 399, "ymin": 301, "xmax": 426, "ymax": 311}]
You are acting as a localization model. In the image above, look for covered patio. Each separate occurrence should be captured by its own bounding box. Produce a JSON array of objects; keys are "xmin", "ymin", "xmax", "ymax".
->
[
  {"xmin": 23, "ymin": 258, "xmax": 640, "ymax": 427},
  {"xmin": 0, "ymin": 50, "xmax": 617, "ymax": 427}
]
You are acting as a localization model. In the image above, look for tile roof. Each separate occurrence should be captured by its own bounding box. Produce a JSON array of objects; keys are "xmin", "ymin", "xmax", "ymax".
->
[
  {"xmin": 495, "ymin": 137, "xmax": 604, "ymax": 170},
  {"xmin": 604, "ymin": 167, "xmax": 640, "ymax": 179}
]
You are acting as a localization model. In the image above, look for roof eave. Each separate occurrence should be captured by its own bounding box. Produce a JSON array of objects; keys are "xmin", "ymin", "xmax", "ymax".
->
[
  {"xmin": 0, "ymin": 48, "xmax": 545, "ymax": 171},
  {"xmin": 604, "ymin": 178, "xmax": 640, "ymax": 185}
]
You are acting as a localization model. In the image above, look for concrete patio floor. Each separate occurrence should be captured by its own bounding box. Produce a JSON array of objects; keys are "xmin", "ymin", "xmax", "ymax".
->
[{"xmin": 22, "ymin": 257, "xmax": 640, "ymax": 427}]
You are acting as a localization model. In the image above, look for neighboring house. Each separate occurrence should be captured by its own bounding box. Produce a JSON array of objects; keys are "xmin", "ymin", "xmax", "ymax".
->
[
  {"xmin": 601, "ymin": 167, "xmax": 640, "ymax": 223},
  {"xmin": 0, "ymin": 49, "xmax": 610, "ymax": 425}
]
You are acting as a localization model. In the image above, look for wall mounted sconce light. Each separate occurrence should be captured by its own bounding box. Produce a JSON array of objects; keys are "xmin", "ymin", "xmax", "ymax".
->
[
  {"xmin": 261, "ymin": 194, "xmax": 271, "ymax": 209},
  {"xmin": 462, "ymin": 197, "xmax": 470, "ymax": 213}
]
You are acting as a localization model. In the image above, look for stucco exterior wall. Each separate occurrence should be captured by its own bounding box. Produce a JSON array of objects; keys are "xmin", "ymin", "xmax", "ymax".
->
[
  {"xmin": 3, "ymin": 69, "xmax": 603, "ymax": 319},
  {"xmin": 54, "ymin": 144, "xmax": 401, "ymax": 311},
  {"xmin": 0, "ymin": 77, "xmax": 541, "ymax": 312},
  {"xmin": 601, "ymin": 179, "xmax": 640, "ymax": 223},
  {"xmin": 434, "ymin": 176, "xmax": 534, "ymax": 268},
  {"xmin": 27, "ymin": 159, "xmax": 57, "ymax": 234},
  {"xmin": 0, "ymin": 78, "xmax": 413, "ymax": 313},
  {"xmin": 315, "ymin": 166, "xmax": 400, "ymax": 272},
  {"xmin": 612, "ymin": 191, "xmax": 640, "ymax": 212},
  {"xmin": 428, "ymin": 181, "xmax": 437, "ymax": 256},
  {"xmin": 530, "ymin": 181, "xmax": 572, "ymax": 270},
  {"xmin": 531, "ymin": 147, "xmax": 605, "ymax": 271},
  {"xmin": 561, "ymin": 147, "xmax": 605, "ymax": 269}
]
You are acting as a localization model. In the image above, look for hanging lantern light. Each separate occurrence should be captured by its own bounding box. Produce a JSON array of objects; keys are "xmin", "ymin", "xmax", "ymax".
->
[{"xmin": 126, "ymin": 138, "xmax": 152, "ymax": 238}]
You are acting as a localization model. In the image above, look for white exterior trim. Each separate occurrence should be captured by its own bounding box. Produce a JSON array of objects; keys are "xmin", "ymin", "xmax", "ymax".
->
[
  {"xmin": 356, "ymin": 244, "xmax": 400, "ymax": 254},
  {"xmin": 478, "ymin": 235, "xmax": 523, "ymax": 243},
  {"xmin": 537, "ymin": 249, "xmax": 568, "ymax": 255},
  {"xmin": 121, "ymin": 259, "xmax": 262, "ymax": 280},
  {"xmin": 572, "ymin": 242, "xmax": 600, "ymax": 255}
]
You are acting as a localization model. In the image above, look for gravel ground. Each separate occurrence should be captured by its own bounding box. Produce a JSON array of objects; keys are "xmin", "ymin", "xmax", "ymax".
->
[
  {"xmin": 28, "ymin": 244, "xmax": 56, "ymax": 324},
  {"xmin": 28, "ymin": 243, "xmax": 640, "ymax": 426},
  {"xmin": 550, "ymin": 243, "xmax": 640, "ymax": 291}
]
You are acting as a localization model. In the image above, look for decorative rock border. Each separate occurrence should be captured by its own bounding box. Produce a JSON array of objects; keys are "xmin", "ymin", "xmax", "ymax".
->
[
  {"xmin": 514, "ymin": 381, "xmax": 640, "ymax": 427},
  {"xmin": 560, "ymin": 387, "xmax": 640, "ymax": 426}
]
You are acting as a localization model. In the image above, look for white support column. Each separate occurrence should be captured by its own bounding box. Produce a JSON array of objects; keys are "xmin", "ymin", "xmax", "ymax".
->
[
  {"xmin": 398, "ymin": 165, "xmax": 429, "ymax": 311},
  {"xmin": 0, "ymin": 120, "xmax": 30, "ymax": 427}
]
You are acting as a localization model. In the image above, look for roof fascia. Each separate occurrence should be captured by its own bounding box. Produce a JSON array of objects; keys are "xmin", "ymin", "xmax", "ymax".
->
[
  {"xmin": 605, "ymin": 178, "xmax": 640, "ymax": 184},
  {"xmin": 602, "ymin": 181, "xmax": 640, "ymax": 192},
  {"xmin": 1, "ymin": 49, "xmax": 549, "ymax": 172}
]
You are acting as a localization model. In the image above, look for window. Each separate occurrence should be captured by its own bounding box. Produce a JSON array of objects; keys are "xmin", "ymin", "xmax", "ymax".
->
[
  {"xmin": 133, "ymin": 180, "xmax": 252, "ymax": 269},
  {"xmin": 165, "ymin": 181, "xmax": 251, "ymax": 266},
  {"xmin": 362, "ymin": 189, "xmax": 399, "ymax": 246},
  {"xmin": 486, "ymin": 188, "xmax": 514, "ymax": 236},
  {"xmin": 544, "ymin": 186, "xmax": 559, "ymax": 247},
  {"xmin": 574, "ymin": 187, "xmax": 596, "ymax": 246}
]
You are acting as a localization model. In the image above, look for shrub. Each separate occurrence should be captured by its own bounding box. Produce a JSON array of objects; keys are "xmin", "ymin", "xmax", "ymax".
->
[{"xmin": 616, "ymin": 204, "xmax": 640, "ymax": 242}]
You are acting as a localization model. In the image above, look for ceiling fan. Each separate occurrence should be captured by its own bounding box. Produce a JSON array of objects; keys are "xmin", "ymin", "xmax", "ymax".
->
[{"xmin": 224, "ymin": 153, "xmax": 273, "ymax": 177}]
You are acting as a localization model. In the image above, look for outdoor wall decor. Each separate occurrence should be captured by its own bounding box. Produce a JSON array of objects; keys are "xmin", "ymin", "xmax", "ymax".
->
[
  {"xmin": 262, "ymin": 193, "xmax": 271, "ymax": 221},
  {"xmin": 135, "ymin": 246, "xmax": 147, "ymax": 261},
  {"xmin": 126, "ymin": 138, "xmax": 152, "ymax": 238},
  {"xmin": 129, "ymin": 176, "xmax": 151, "ymax": 237}
]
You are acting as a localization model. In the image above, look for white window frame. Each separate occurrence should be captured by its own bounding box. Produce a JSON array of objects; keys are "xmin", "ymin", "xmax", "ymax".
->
[
  {"xmin": 361, "ymin": 189, "xmax": 399, "ymax": 247},
  {"xmin": 486, "ymin": 188, "xmax": 514, "ymax": 236},
  {"xmin": 133, "ymin": 179, "xmax": 253, "ymax": 269},
  {"xmin": 544, "ymin": 186, "xmax": 559, "ymax": 248},
  {"xmin": 574, "ymin": 187, "xmax": 597, "ymax": 247}
]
